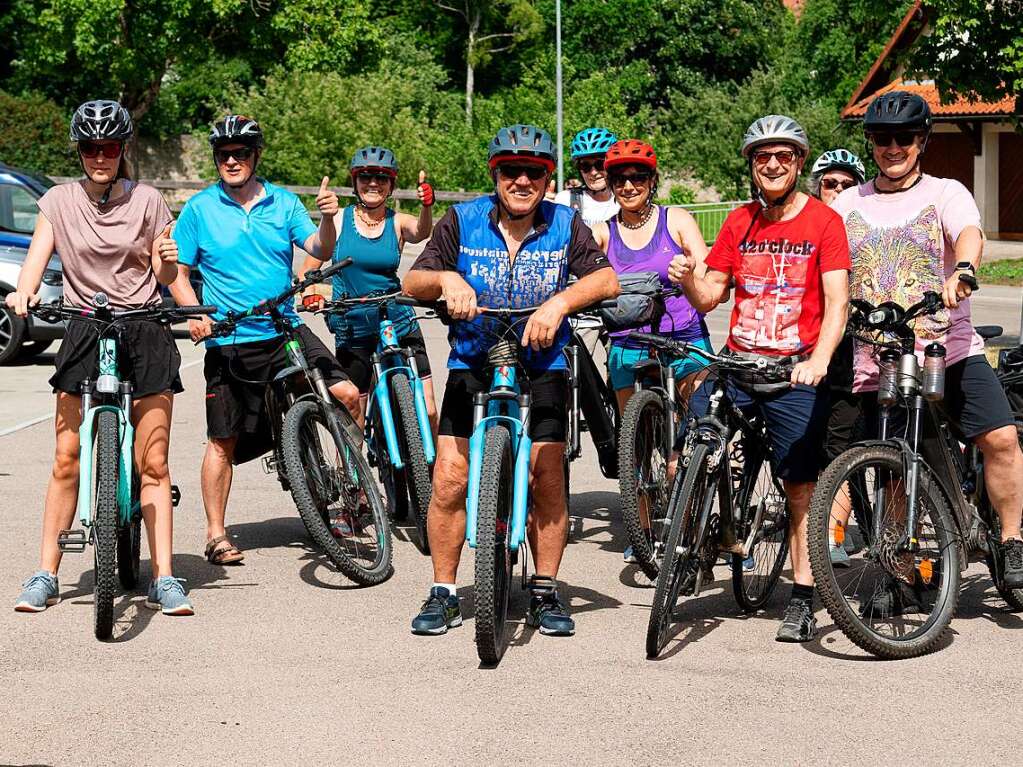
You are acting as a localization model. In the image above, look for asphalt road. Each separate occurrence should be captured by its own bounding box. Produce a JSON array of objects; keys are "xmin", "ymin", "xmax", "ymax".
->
[{"xmin": 2, "ymin": 263, "xmax": 1023, "ymax": 765}]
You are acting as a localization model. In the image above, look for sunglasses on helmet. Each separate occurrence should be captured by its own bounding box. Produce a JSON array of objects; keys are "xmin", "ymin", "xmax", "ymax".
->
[
  {"xmin": 497, "ymin": 163, "xmax": 548, "ymax": 181},
  {"xmin": 868, "ymin": 131, "xmax": 921, "ymax": 149},
  {"xmin": 215, "ymin": 146, "xmax": 256, "ymax": 165},
  {"xmin": 78, "ymin": 141, "xmax": 123, "ymax": 159}
]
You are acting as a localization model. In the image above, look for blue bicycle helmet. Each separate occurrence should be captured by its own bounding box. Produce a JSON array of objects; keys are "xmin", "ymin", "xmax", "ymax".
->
[
  {"xmin": 570, "ymin": 127, "xmax": 617, "ymax": 160},
  {"xmin": 350, "ymin": 145, "xmax": 398, "ymax": 177},
  {"xmin": 487, "ymin": 124, "xmax": 556, "ymax": 170}
]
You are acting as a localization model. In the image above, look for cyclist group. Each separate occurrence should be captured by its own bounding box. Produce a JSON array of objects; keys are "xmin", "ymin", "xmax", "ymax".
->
[{"xmin": 9, "ymin": 90, "xmax": 1023, "ymax": 647}]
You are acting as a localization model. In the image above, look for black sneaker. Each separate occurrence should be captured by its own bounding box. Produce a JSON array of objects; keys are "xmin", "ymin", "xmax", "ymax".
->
[
  {"xmin": 526, "ymin": 579, "xmax": 575, "ymax": 636},
  {"xmin": 775, "ymin": 599, "xmax": 817, "ymax": 643},
  {"xmin": 860, "ymin": 577, "xmax": 921, "ymax": 619},
  {"xmin": 1000, "ymin": 538, "xmax": 1023, "ymax": 589},
  {"xmin": 411, "ymin": 587, "xmax": 462, "ymax": 635}
]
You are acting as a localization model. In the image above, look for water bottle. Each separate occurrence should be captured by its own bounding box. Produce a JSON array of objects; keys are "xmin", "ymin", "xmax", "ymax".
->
[
  {"xmin": 898, "ymin": 351, "xmax": 920, "ymax": 396},
  {"xmin": 877, "ymin": 350, "xmax": 899, "ymax": 406},
  {"xmin": 922, "ymin": 342, "xmax": 947, "ymax": 401}
]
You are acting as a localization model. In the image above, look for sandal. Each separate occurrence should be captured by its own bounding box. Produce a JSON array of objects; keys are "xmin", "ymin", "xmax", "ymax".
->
[{"xmin": 205, "ymin": 534, "xmax": 245, "ymax": 565}]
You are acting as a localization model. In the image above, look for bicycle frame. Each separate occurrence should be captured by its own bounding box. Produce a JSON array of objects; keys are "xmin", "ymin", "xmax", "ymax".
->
[
  {"xmin": 465, "ymin": 363, "xmax": 533, "ymax": 552},
  {"xmin": 632, "ymin": 346, "xmax": 679, "ymax": 462}
]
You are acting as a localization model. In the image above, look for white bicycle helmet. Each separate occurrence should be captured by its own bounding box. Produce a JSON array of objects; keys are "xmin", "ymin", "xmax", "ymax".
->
[
  {"xmin": 811, "ymin": 149, "xmax": 866, "ymax": 184},
  {"xmin": 741, "ymin": 115, "xmax": 809, "ymax": 158}
]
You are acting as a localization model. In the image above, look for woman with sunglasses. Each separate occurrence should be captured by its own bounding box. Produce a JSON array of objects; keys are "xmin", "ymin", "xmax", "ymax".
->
[
  {"xmin": 808, "ymin": 149, "xmax": 866, "ymax": 205},
  {"xmin": 553, "ymin": 127, "xmax": 620, "ymax": 228},
  {"xmin": 300, "ymin": 147, "xmax": 437, "ymax": 440},
  {"xmin": 8, "ymin": 100, "xmax": 194, "ymax": 615}
]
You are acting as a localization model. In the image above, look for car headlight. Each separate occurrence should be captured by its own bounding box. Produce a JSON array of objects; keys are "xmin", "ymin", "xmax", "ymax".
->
[{"xmin": 41, "ymin": 269, "xmax": 63, "ymax": 286}]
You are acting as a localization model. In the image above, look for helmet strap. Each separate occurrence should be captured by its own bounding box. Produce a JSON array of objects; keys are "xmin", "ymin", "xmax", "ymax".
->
[
  {"xmin": 78, "ymin": 151, "xmax": 118, "ymax": 205},
  {"xmin": 876, "ymin": 157, "xmax": 923, "ymax": 191}
]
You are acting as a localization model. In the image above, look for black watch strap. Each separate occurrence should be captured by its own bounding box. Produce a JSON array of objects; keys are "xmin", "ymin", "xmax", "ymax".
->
[{"xmin": 955, "ymin": 261, "xmax": 976, "ymax": 273}]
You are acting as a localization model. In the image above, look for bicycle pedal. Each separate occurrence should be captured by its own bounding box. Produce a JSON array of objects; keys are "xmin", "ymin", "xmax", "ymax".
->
[
  {"xmin": 57, "ymin": 529, "xmax": 87, "ymax": 553},
  {"xmin": 170, "ymin": 484, "xmax": 181, "ymax": 508}
]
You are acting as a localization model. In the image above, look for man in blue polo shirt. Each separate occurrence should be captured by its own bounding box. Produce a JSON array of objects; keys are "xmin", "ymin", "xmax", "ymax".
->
[{"xmin": 164, "ymin": 114, "xmax": 359, "ymax": 566}]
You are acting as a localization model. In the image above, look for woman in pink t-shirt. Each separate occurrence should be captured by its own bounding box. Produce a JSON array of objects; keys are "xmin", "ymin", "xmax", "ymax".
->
[{"xmin": 5, "ymin": 101, "xmax": 194, "ymax": 616}]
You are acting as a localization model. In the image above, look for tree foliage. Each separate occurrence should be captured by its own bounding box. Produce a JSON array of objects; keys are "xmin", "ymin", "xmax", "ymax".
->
[{"xmin": 0, "ymin": 89, "xmax": 78, "ymax": 174}]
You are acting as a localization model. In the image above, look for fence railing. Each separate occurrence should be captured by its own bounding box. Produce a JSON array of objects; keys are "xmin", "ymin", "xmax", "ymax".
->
[{"xmin": 669, "ymin": 200, "xmax": 747, "ymax": 244}]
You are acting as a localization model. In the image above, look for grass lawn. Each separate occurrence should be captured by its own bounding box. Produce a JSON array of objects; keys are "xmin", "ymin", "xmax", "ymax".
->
[{"xmin": 978, "ymin": 258, "xmax": 1023, "ymax": 286}]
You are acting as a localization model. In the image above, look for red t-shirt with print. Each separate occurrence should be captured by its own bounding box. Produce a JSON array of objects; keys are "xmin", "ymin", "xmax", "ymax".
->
[{"xmin": 706, "ymin": 197, "xmax": 850, "ymax": 357}]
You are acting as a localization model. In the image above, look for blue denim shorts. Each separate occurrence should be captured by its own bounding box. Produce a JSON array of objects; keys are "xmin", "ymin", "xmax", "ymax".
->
[{"xmin": 607, "ymin": 336, "xmax": 714, "ymax": 391}]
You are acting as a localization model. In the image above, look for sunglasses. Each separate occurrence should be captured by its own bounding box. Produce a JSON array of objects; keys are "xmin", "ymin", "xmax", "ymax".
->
[
  {"xmin": 609, "ymin": 171, "xmax": 652, "ymax": 188},
  {"xmin": 78, "ymin": 141, "xmax": 122, "ymax": 159},
  {"xmin": 869, "ymin": 131, "xmax": 921, "ymax": 148},
  {"xmin": 821, "ymin": 178, "xmax": 857, "ymax": 192},
  {"xmin": 215, "ymin": 146, "xmax": 255, "ymax": 165},
  {"xmin": 357, "ymin": 172, "xmax": 394, "ymax": 184},
  {"xmin": 497, "ymin": 164, "xmax": 548, "ymax": 181},
  {"xmin": 577, "ymin": 159, "xmax": 605, "ymax": 173},
  {"xmin": 752, "ymin": 149, "xmax": 797, "ymax": 167}
]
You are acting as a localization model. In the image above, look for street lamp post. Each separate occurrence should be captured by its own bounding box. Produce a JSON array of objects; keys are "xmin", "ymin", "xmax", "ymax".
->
[{"xmin": 555, "ymin": 0, "xmax": 564, "ymax": 192}]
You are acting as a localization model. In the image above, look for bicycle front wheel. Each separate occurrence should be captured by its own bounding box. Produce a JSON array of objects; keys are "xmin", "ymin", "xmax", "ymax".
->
[
  {"xmin": 474, "ymin": 426, "xmax": 515, "ymax": 665},
  {"xmin": 646, "ymin": 442, "xmax": 714, "ymax": 658},
  {"xmin": 282, "ymin": 400, "xmax": 393, "ymax": 586},
  {"xmin": 619, "ymin": 389, "xmax": 671, "ymax": 579},
  {"xmin": 117, "ymin": 468, "xmax": 142, "ymax": 590},
  {"xmin": 391, "ymin": 372, "xmax": 432, "ymax": 555},
  {"xmin": 93, "ymin": 410, "xmax": 120, "ymax": 640},
  {"xmin": 808, "ymin": 445, "xmax": 960, "ymax": 659}
]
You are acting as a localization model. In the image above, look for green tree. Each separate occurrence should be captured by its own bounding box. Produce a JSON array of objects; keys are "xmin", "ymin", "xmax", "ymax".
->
[{"xmin": 0, "ymin": 89, "xmax": 78, "ymax": 174}]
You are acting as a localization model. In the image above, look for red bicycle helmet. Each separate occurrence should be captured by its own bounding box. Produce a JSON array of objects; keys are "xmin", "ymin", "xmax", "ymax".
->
[{"xmin": 604, "ymin": 139, "xmax": 657, "ymax": 171}]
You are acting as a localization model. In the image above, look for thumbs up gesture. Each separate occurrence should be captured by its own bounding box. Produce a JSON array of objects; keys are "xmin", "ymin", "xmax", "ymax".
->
[
  {"xmin": 316, "ymin": 176, "xmax": 339, "ymax": 218},
  {"xmin": 154, "ymin": 222, "xmax": 178, "ymax": 266},
  {"xmin": 416, "ymin": 169, "xmax": 434, "ymax": 207}
]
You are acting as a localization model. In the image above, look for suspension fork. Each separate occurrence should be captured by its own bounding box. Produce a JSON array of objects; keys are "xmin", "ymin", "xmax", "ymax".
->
[
  {"xmin": 900, "ymin": 394, "xmax": 927, "ymax": 551},
  {"xmin": 405, "ymin": 353, "xmax": 436, "ymax": 465},
  {"xmin": 371, "ymin": 353, "xmax": 405, "ymax": 469}
]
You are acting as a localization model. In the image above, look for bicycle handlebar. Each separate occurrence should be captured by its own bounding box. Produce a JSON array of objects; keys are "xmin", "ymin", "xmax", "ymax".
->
[
  {"xmin": 29, "ymin": 299, "xmax": 218, "ymax": 326},
  {"xmin": 628, "ymin": 330, "xmax": 792, "ymax": 381}
]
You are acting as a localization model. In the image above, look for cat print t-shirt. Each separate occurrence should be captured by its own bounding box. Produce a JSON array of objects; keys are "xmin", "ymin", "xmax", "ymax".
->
[
  {"xmin": 706, "ymin": 196, "xmax": 850, "ymax": 357},
  {"xmin": 831, "ymin": 175, "xmax": 984, "ymax": 393}
]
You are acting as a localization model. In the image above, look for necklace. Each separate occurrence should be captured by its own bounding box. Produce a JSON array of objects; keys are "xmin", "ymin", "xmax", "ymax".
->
[
  {"xmin": 356, "ymin": 205, "xmax": 385, "ymax": 228},
  {"xmin": 618, "ymin": 204, "xmax": 653, "ymax": 230}
]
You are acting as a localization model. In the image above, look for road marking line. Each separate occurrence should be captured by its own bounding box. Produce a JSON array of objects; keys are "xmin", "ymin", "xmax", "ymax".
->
[{"xmin": 0, "ymin": 357, "xmax": 204, "ymax": 438}]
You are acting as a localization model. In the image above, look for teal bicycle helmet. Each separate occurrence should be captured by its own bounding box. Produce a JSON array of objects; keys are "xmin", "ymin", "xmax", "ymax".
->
[
  {"xmin": 487, "ymin": 124, "xmax": 556, "ymax": 170},
  {"xmin": 811, "ymin": 149, "xmax": 866, "ymax": 184},
  {"xmin": 570, "ymin": 127, "xmax": 617, "ymax": 160}
]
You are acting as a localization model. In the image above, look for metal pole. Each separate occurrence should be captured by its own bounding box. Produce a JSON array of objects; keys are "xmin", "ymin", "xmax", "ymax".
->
[{"xmin": 555, "ymin": 0, "xmax": 564, "ymax": 192}]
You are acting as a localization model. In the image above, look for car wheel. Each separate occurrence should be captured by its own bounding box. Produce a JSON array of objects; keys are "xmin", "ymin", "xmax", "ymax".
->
[{"xmin": 0, "ymin": 303, "xmax": 27, "ymax": 365}]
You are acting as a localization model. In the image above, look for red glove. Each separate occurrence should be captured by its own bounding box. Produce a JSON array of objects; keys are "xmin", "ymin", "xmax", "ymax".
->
[{"xmin": 417, "ymin": 169, "xmax": 434, "ymax": 206}]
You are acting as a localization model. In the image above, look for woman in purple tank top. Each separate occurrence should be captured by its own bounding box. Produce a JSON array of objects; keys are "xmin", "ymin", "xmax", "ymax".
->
[{"xmin": 591, "ymin": 139, "xmax": 714, "ymax": 563}]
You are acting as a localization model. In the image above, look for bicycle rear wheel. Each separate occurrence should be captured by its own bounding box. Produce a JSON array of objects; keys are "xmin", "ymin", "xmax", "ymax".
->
[
  {"xmin": 391, "ymin": 372, "xmax": 432, "ymax": 555},
  {"xmin": 731, "ymin": 437, "xmax": 789, "ymax": 612},
  {"xmin": 808, "ymin": 445, "xmax": 960, "ymax": 658},
  {"xmin": 619, "ymin": 389, "xmax": 671, "ymax": 579},
  {"xmin": 117, "ymin": 468, "xmax": 142, "ymax": 590},
  {"xmin": 282, "ymin": 400, "xmax": 393, "ymax": 586},
  {"xmin": 93, "ymin": 410, "xmax": 120, "ymax": 640},
  {"xmin": 646, "ymin": 442, "xmax": 714, "ymax": 658},
  {"xmin": 474, "ymin": 426, "xmax": 515, "ymax": 665}
]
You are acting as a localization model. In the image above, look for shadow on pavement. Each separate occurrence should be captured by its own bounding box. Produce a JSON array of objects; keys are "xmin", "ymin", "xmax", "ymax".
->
[
  {"xmin": 5, "ymin": 351, "xmax": 57, "ymax": 367},
  {"xmin": 567, "ymin": 490, "xmax": 627, "ymax": 555},
  {"xmin": 943, "ymin": 574, "xmax": 1023, "ymax": 628}
]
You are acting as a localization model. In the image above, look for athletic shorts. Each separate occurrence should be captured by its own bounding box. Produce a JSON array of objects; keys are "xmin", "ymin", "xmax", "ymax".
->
[
  {"xmin": 825, "ymin": 388, "xmax": 863, "ymax": 463},
  {"xmin": 686, "ymin": 377, "xmax": 831, "ymax": 483},
  {"xmin": 607, "ymin": 336, "xmax": 714, "ymax": 391},
  {"xmin": 335, "ymin": 328, "xmax": 432, "ymax": 394},
  {"xmin": 50, "ymin": 318, "xmax": 183, "ymax": 397},
  {"xmin": 438, "ymin": 368, "xmax": 568, "ymax": 443},
  {"xmin": 859, "ymin": 354, "xmax": 1015, "ymax": 441},
  {"xmin": 203, "ymin": 325, "xmax": 348, "ymax": 441}
]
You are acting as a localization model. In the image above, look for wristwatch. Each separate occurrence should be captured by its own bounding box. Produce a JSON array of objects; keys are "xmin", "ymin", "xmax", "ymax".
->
[{"xmin": 955, "ymin": 261, "xmax": 976, "ymax": 273}]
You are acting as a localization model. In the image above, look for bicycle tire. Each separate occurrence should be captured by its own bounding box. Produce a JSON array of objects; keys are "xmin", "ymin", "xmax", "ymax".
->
[
  {"xmin": 117, "ymin": 469, "xmax": 142, "ymax": 590},
  {"xmin": 282, "ymin": 400, "xmax": 393, "ymax": 586},
  {"xmin": 808, "ymin": 445, "xmax": 960, "ymax": 659},
  {"xmin": 731, "ymin": 440, "xmax": 789, "ymax": 612},
  {"xmin": 474, "ymin": 426, "xmax": 515, "ymax": 665},
  {"xmin": 391, "ymin": 372, "xmax": 432, "ymax": 555},
  {"xmin": 619, "ymin": 389, "xmax": 670, "ymax": 579},
  {"xmin": 93, "ymin": 410, "xmax": 120, "ymax": 640},
  {"xmin": 646, "ymin": 442, "xmax": 713, "ymax": 658}
]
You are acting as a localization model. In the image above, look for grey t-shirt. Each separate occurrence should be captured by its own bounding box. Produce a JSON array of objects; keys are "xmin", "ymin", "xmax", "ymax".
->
[{"xmin": 37, "ymin": 180, "xmax": 173, "ymax": 308}]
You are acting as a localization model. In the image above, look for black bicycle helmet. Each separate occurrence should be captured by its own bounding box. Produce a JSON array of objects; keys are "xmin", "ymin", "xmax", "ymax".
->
[
  {"xmin": 69, "ymin": 100, "xmax": 133, "ymax": 142},
  {"xmin": 350, "ymin": 146, "xmax": 398, "ymax": 177},
  {"xmin": 487, "ymin": 124, "xmax": 556, "ymax": 169},
  {"xmin": 863, "ymin": 91, "xmax": 932, "ymax": 134},
  {"xmin": 208, "ymin": 115, "xmax": 264, "ymax": 149}
]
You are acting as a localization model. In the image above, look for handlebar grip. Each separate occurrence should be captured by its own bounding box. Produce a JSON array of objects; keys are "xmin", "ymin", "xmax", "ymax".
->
[
  {"xmin": 317, "ymin": 258, "xmax": 353, "ymax": 281},
  {"xmin": 395, "ymin": 296, "xmax": 447, "ymax": 309},
  {"xmin": 177, "ymin": 305, "xmax": 219, "ymax": 316},
  {"xmin": 959, "ymin": 272, "xmax": 979, "ymax": 291},
  {"xmin": 628, "ymin": 331, "xmax": 666, "ymax": 347}
]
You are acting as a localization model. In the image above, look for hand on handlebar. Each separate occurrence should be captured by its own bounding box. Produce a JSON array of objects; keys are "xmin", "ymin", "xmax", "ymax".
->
[
  {"xmin": 439, "ymin": 273, "xmax": 479, "ymax": 320},
  {"xmin": 4, "ymin": 290, "xmax": 39, "ymax": 318},
  {"xmin": 190, "ymin": 315, "xmax": 214, "ymax": 343},
  {"xmin": 790, "ymin": 357, "xmax": 828, "ymax": 387},
  {"xmin": 301, "ymin": 291, "xmax": 325, "ymax": 311},
  {"xmin": 522, "ymin": 295, "xmax": 568, "ymax": 351},
  {"xmin": 943, "ymin": 270, "xmax": 975, "ymax": 310}
]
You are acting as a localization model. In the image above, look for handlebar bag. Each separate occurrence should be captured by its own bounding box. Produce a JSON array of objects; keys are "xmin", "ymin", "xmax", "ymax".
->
[
  {"xmin": 721, "ymin": 349, "xmax": 798, "ymax": 396},
  {"xmin": 598, "ymin": 271, "xmax": 664, "ymax": 332}
]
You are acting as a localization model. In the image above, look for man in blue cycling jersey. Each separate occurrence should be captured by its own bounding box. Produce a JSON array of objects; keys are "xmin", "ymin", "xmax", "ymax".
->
[
  {"xmin": 403, "ymin": 124, "xmax": 620, "ymax": 637},
  {"xmin": 167, "ymin": 114, "xmax": 360, "ymax": 566}
]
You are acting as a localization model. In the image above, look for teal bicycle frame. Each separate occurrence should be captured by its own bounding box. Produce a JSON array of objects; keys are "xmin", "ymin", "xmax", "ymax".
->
[
  {"xmin": 76, "ymin": 335, "xmax": 135, "ymax": 529},
  {"xmin": 465, "ymin": 362, "xmax": 533, "ymax": 552}
]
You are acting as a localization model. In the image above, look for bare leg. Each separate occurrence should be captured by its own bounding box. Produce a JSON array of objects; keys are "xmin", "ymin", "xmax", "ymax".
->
[
  {"xmin": 132, "ymin": 393, "xmax": 175, "ymax": 579},
  {"xmin": 528, "ymin": 442, "xmax": 569, "ymax": 577},
  {"xmin": 784, "ymin": 480, "xmax": 815, "ymax": 587},
  {"xmin": 974, "ymin": 425, "xmax": 1023, "ymax": 540},
  {"xmin": 421, "ymin": 376, "xmax": 439, "ymax": 439},
  {"xmin": 38, "ymin": 393, "xmax": 83, "ymax": 574},
  {"xmin": 202, "ymin": 436, "xmax": 236, "ymax": 547},
  {"xmin": 426, "ymin": 436, "xmax": 470, "ymax": 582}
]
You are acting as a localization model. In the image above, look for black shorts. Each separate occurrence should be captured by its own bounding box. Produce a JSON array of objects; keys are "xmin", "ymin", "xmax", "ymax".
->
[
  {"xmin": 204, "ymin": 325, "xmax": 349, "ymax": 441},
  {"xmin": 335, "ymin": 328, "xmax": 432, "ymax": 393},
  {"xmin": 438, "ymin": 368, "xmax": 569, "ymax": 443},
  {"xmin": 861, "ymin": 354, "xmax": 1014, "ymax": 441},
  {"xmin": 825, "ymin": 388, "xmax": 863, "ymax": 462},
  {"xmin": 50, "ymin": 319, "xmax": 183, "ymax": 397}
]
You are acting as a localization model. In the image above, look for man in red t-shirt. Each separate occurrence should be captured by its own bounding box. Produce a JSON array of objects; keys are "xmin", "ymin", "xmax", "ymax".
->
[{"xmin": 669, "ymin": 115, "xmax": 850, "ymax": 643}]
